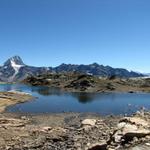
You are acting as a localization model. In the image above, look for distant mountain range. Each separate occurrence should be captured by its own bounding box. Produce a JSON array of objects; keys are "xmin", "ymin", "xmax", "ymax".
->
[{"xmin": 0, "ymin": 56, "xmax": 144, "ymax": 82}]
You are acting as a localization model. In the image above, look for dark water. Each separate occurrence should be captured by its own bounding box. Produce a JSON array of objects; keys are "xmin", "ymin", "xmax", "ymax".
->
[{"xmin": 0, "ymin": 84, "xmax": 150, "ymax": 115}]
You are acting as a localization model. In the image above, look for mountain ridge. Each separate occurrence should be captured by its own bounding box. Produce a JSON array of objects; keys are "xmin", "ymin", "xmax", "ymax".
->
[{"xmin": 0, "ymin": 56, "xmax": 144, "ymax": 82}]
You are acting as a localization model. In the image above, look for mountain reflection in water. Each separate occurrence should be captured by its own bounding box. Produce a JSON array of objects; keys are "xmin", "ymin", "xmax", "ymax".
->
[
  {"xmin": 32, "ymin": 86, "xmax": 98, "ymax": 103},
  {"xmin": 1, "ymin": 84, "xmax": 150, "ymax": 115},
  {"xmin": 31, "ymin": 86, "xmax": 62, "ymax": 96}
]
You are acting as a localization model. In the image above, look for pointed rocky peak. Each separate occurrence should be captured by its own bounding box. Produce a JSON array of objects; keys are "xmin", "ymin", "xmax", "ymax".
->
[
  {"xmin": 91, "ymin": 62, "xmax": 99, "ymax": 65},
  {"xmin": 89, "ymin": 63, "xmax": 100, "ymax": 68},
  {"xmin": 59, "ymin": 63, "xmax": 68, "ymax": 67},
  {"xmin": 4, "ymin": 56, "xmax": 25, "ymax": 67}
]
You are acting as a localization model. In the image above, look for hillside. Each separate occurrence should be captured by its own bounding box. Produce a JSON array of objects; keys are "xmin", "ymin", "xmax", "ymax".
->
[{"xmin": 23, "ymin": 73, "xmax": 150, "ymax": 93}]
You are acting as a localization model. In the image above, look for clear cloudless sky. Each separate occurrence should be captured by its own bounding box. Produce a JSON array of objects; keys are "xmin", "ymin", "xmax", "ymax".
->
[{"xmin": 0, "ymin": 0, "xmax": 150, "ymax": 72}]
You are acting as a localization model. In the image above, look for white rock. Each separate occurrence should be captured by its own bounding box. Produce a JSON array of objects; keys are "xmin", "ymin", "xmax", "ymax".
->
[
  {"xmin": 117, "ymin": 122, "xmax": 126, "ymax": 129},
  {"xmin": 122, "ymin": 124, "xmax": 138, "ymax": 133},
  {"xmin": 41, "ymin": 126, "xmax": 52, "ymax": 132},
  {"xmin": 145, "ymin": 143, "xmax": 150, "ymax": 146},
  {"xmin": 81, "ymin": 119, "xmax": 97, "ymax": 126}
]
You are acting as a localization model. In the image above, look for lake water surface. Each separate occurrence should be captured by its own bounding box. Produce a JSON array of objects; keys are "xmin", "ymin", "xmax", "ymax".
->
[{"xmin": 0, "ymin": 84, "xmax": 150, "ymax": 115}]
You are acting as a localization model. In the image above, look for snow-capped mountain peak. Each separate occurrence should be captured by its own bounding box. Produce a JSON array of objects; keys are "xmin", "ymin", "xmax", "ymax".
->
[
  {"xmin": 4, "ymin": 56, "xmax": 25, "ymax": 66},
  {"xmin": 0, "ymin": 56, "xmax": 51, "ymax": 82},
  {"xmin": 2, "ymin": 56, "xmax": 25, "ymax": 78}
]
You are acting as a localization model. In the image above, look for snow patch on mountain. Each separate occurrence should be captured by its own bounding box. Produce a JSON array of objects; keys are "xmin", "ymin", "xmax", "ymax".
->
[{"xmin": 10, "ymin": 60, "xmax": 24, "ymax": 77}]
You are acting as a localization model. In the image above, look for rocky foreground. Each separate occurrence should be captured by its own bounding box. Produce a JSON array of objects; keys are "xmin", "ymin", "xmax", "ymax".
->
[{"xmin": 0, "ymin": 111, "xmax": 150, "ymax": 150}]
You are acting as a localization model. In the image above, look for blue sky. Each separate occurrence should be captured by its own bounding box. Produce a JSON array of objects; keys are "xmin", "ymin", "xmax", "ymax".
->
[{"xmin": 0, "ymin": 0, "xmax": 150, "ymax": 72}]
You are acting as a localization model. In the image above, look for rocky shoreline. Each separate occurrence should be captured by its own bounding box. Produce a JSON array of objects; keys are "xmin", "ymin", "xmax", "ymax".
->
[
  {"xmin": 0, "ymin": 91, "xmax": 33, "ymax": 113},
  {"xmin": 0, "ymin": 92, "xmax": 150, "ymax": 149},
  {"xmin": 0, "ymin": 111, "xmax": 150, "ymax": 150}
]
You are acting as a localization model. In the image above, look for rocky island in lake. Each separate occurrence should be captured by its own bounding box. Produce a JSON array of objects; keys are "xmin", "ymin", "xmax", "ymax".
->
[{"xmin": 23, "ymin": 72, "xmax": 150, "ymax": 93}]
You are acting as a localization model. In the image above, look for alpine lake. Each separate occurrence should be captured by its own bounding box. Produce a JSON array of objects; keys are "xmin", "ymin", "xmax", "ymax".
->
[{"xmin": 0, "ymin": 84, "xmax": 150, "ymax": 115}]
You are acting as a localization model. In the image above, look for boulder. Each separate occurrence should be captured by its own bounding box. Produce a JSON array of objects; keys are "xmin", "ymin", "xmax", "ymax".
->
[
  {"xmin": 113, "ymin": 116, "xmax": 150, "ymax": 144},
  {"xmin": 123, "ymin": 129, "xmax": 150, "ymax": 139},
  {"xmin": 81, "ymin": 119, "xmax": 97, "ymax": 126},
  {"xmin": 120, "ymin": 117, "xmax": 149, "ymax": 127}
]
